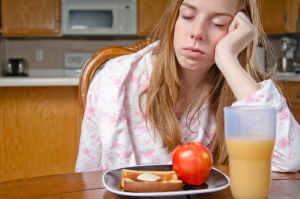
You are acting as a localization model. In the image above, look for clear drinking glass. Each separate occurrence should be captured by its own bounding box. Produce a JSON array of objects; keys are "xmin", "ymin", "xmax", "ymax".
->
[{"xmin": 224, "ymin": 106, "xmax": 277, "ymax": 199}]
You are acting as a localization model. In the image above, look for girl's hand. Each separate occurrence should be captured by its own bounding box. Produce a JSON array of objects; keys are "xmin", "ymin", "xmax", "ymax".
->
[
  {"xmin": 215, "ymin": 11, "xmax": 257, "ymax": 68},
  {"xmin": 214, "ymin": 11, "xmax": 260, "ymax": 101}
]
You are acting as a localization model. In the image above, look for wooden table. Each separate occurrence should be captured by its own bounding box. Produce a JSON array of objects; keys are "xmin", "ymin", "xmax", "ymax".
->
[{"xmin": 0, "ymin": 166, "xmax": 299, "ymax": 199}]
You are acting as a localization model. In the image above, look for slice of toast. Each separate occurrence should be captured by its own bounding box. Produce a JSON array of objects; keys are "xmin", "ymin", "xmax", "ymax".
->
[{"xmin": 121, "ymin": 169, "xmax": 183, "ymax": 192}]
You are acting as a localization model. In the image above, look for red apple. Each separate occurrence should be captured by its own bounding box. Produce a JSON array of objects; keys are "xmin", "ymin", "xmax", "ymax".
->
[{"xmin": 172, "ymin": 139, "xmax": 213, "ymax": 185}]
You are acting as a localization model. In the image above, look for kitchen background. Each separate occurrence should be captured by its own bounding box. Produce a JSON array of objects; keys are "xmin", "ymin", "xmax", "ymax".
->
[
  {"xmin": 0, "ymin": 0, "xmax": 299, "ymax": 77},
  {"xmin": 2, "ymin": 38, "xmax": 143, "ymax": 77},
  {"xmin": 1, "ymin": 0, "xmax": 300, "ymax": 183}
]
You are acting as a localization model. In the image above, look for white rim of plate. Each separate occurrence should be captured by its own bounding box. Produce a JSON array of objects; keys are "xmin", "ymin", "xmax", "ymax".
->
[{"xmin": 102, "ymin": 164, "xmax": 230, "ymax": 197}]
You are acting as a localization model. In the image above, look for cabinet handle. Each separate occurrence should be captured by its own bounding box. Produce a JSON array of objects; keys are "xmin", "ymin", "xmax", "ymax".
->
[
  {"xmin": 55, "ymin": 18, "xmax": 60, "ymax": 26},
  {"xmin": 295, "ymin": 92, "xmax": 300, "ymax": 99},
  {"xmin": 284, "ymin": 14, "xmax": 288, "ymax": 22}
]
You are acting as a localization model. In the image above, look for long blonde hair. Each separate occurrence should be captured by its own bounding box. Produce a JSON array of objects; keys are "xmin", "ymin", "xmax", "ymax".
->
[{"xmin": 140, "ymin": 0, "xmax": 279, "ymax": 165}]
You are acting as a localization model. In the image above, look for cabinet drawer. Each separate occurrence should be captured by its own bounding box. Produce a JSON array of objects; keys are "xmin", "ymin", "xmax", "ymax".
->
[
  {"xmin": 0, "ymin": 86, "xmax": 81, "ymax": 182},
  {"xmin": 282, "ymin": 82, "xmax": 300, "ymax": 105}
]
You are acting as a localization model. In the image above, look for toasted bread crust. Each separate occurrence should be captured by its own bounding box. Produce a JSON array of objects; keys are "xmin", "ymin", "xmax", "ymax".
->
[
  {"xmin": 123, "ymin": 178, "xmax": 183, "ymax": 192},
  {"xmin": 121, "ymin": 169, "xmax": 183, "ymax": 192}
]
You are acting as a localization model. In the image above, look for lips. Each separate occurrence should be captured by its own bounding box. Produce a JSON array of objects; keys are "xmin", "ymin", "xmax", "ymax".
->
[{"xmin": 183, "ymin": 47, "xmax": 206, "ymax": 58}]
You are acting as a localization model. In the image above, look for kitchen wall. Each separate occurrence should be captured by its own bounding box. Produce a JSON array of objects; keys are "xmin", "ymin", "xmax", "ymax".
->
[
  {"xmin": 0, "ymin": 37, "xmax": 5, "ymax": 74},
  {"xmin": 2, "ymin": 36, "xmax": 300, "ymax": 77},
  {"xmin": 3, "ymin": 37, "xmax": 144, "ymax": 76}
]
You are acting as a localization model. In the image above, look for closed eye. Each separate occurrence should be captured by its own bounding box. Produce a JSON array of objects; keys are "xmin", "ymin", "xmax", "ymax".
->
[
  {"xmin": 214, "ymin": 24, "xmax": 226, "ymax": 27},
  {"xmin": 182, "ymin": 16, "xmax": 194, "ymax": 20}
]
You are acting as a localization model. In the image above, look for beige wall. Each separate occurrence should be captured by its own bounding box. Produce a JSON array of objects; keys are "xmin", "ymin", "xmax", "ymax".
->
[
  {"xmin": 4, "ymin": 36, "xmax": 300, "ymax": 73},
  {"xmin": 5, "ymin": 38, "xmax": 144, "ymax": 69}
]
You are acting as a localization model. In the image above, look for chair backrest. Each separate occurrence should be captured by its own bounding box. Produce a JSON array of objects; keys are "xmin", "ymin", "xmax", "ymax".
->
[{"xmin": 79, "ymin": 38, "xmax": 153, "ymax": 116}]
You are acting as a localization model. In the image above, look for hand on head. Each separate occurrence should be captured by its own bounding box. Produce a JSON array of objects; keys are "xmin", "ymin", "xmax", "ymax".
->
[{"xmin": 215, "ymin": 11, "xmax": 258, "ymax": 66}]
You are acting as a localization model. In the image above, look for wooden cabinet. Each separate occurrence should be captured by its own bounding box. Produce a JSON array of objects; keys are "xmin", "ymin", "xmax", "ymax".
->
[
  {"xmin": 261, "ymin": 0, "xmax": 300, "ymax": 34},
  {"xmin": 0, "ymin": 86, "xmax": 81, "ymax": 182},
  {"xmin": 138, "ymin": 0, "xmax": 169, "ymax": 36},
  {"xmin": 1, "ymin": 0, "xmax": 61, "ymax": 37},
  {"xmin": 281, "ymin": 81, "xmax": 300, "ymax": 123}
]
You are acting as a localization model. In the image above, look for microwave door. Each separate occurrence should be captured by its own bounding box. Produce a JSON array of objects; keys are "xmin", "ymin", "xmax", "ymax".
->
[{"xmin": 63, "ymin": 5, "xmax": 119, "ymax": 35}]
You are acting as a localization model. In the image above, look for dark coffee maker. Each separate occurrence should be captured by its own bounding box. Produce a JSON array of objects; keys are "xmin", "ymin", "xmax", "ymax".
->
[{"xmin": 5, "ymin": 59, "xmax": 28, "ymax": 76}]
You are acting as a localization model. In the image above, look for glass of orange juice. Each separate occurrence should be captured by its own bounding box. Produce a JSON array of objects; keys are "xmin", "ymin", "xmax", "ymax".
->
[{"xmin": 224, "ymin": 106, "xmax": 276, "ymax": 199}]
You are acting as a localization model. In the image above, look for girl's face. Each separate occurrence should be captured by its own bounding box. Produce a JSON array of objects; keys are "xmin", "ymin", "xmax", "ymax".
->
[{"xmin": 174, "ymin": 0, "xmax": 239, "ymax": 72}]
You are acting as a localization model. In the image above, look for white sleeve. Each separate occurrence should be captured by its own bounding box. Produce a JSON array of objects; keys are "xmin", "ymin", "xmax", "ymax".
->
[
  {"xmin": 75, "ymin": 71, "xmax": 103, "ymax": 172},
  {"xmin": 232, "ymin": 79, "xmax": 300, "ymax": 172}
]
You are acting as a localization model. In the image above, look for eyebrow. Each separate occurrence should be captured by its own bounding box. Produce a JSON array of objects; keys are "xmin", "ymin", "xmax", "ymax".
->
[
  {"xmin": 213, "ymin": 12, "xmax": 234, "ymax": 18},
  {"xmin": 181, "ymin": 2, "xmax": 234, "ymax": 18},
  {"xmin": 181, "ymin": 2, "xmax": 197, "ymax": 11}
]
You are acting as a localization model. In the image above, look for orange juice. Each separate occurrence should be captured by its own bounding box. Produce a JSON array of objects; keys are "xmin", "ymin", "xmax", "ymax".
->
[{"xmin": 226, "ymin": 135, "xmax": 275, "ymax": 199}]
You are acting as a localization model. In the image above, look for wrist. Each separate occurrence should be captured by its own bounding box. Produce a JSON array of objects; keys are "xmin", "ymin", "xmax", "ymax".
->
[{"xmin": 215, "ymin": 50, "xmax": 238, "ymax": 70}]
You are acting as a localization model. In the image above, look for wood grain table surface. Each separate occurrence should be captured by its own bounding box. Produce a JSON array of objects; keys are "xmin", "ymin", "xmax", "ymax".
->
[{"xmin": 0, "ymin": 165, "xmax": 299, "ymax": 199}]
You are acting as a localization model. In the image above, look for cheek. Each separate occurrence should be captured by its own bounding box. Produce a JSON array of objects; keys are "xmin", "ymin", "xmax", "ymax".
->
[
  {"xmin": 174, "ymin": 20, "xmax": 190, "ymax": 40},
  {"xmin": 210, "ymin": 31, "xmax": 228, "ymax": 48},
  {"xmin": 173, "ymin": 23, "xmax": 179, "ymax": 44},
  {"xmin": 173, "ymin": 23, "xmax": 186, "ymax": 52}
]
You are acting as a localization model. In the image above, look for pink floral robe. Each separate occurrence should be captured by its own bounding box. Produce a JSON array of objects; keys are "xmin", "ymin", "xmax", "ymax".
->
[{"xmin": 75, "ymin": 41, "xmax": 300, "ymax": 173}]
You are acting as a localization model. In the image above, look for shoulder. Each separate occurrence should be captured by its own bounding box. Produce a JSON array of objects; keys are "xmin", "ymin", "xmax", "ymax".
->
[
  {"xmin": 105, "ymin": 40, "xmax": 159, "ymax": 68},
  {"xmin": 89, "ymin": 41, "xmax": 159, "ymax": 89},
  {"xmin": 100, "ymin": 41, "xmax": 158, "ymax": 77}
]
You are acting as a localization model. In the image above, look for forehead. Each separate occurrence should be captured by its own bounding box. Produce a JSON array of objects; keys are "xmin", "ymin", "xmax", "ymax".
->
[{"xmin": 180, "ymin": 0, "xmax": 240, "ymax": 14}]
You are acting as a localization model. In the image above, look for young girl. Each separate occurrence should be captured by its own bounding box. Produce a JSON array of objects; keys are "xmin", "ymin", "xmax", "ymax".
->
[{"xmin": 76, "ymin": 0, "xmax": 300, "ymax": 173}]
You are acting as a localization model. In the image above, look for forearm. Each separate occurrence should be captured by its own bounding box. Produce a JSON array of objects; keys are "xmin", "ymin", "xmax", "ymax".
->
[
  {"xmin": 214, "ymin": 11, "xmax": 259, "ymax": 100},
  {"xmin": 216, "ymin": 55, "xmax": 260, "ymax": 101}
]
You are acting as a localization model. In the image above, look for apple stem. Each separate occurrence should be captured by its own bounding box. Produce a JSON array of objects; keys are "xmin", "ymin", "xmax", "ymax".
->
[{"xmin": 184, "ymin": 138, "xmax": 187, "ymax": 145}]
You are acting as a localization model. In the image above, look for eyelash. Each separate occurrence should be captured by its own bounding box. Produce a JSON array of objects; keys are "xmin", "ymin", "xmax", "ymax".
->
[
  {"xmin": 182, "ymin": 15, "xmax": 227, "ymax": 28},
  {"xmin": 182, "ymin": 16, "xmax": 193, "ymax": 20},
  {"xmin": 214, "ymin": 24, "xmax": 225, "ymax": 28}
]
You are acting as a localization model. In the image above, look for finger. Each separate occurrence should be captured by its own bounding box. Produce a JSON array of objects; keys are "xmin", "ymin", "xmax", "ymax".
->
[
  {"xmin": 236, "ymin": 12, "xmax": 252, "ymax": 24},
  {"xmin": 227, "ymin": 12, "xmax": 248, "ymax": 33},
  {"xmin": 229, "ymin": 12, "xmax": 257, "ymax": 36},
  {"xmin": 239, "ymin": 12, "xmax": 258, "ymax": 36},
  {"xmin": 236, "ymin": 12, "xmax": 258, "ymax": 37},
  {"xmin": 228, "ymin": 14, "xmax": 239, "ymax": 33}
]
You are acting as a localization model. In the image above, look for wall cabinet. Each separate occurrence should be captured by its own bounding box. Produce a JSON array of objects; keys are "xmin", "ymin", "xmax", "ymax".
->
[
  {"xmin": 138, "ymin": 0, "xmax": 169, "ymax": 36},
  {"xmin": 1, "ymin": 0, "xmax": 61, "ymax": 37},
  {"xmin": 1, "ymin": 0, "xmax": 168, "ymax": 37},
  {"xmin": 0, "ymin": 86, "xmax": 81, "ymax": 182},
  {"xmin": 281, "ymin": 81, "xmax": 300, "ymax": 123},
  {"xmin": 261, "ymin": 0, "xmax": 300, "ymax": 34},
  {"xmin": 138, "ymin": 0, "xmax": 300, "ymax": 36}
]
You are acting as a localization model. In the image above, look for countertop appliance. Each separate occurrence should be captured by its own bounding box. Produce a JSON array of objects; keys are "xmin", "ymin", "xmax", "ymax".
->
[
  {"xmin": 64, "ymin": 52, "xmax": 94, "ymax": 77},
  {"xmin": 62, "ymin": 0, "xmax": 137, "ymax": 35},
  {"xmin": 5, "ymin": 59, "xmax": 28, "ymax": 76},
  {"xmin": 278, "ymin": 37, "xmax": 298, "ymax": 73}
]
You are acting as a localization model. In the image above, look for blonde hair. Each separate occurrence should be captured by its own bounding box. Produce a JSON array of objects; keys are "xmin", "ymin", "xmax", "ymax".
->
[{"xmin": 140, "ymin": 0, "xmax": 280, "ymax": 165}]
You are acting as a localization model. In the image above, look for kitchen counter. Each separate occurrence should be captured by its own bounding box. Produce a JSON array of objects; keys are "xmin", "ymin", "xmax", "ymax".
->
[
  {"xmin": 0, "ymin": 77, "xmax": 79, "ymax": 87},
  {"xmin": 0, "ymin": 73, "xmax": 299, "ymax": 87},
  {"xmin": 276, "ymin": 72, "xmax": 300, "ymax": 82}
]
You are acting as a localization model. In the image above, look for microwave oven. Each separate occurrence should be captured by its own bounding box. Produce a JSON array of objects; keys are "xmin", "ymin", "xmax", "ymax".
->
[{"xmin": 62, "ymin": 0, "xmax": 137, "ymax": 35}]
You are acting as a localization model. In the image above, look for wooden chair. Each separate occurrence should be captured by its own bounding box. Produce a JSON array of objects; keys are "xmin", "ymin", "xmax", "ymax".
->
[{"xmin": 78, "ymin": 38, "xmax": 153, "ymax": 116}]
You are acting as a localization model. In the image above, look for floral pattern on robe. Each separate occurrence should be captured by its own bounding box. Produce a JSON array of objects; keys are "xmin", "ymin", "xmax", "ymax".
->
[{"xmin": 75, "ymin": 41, "xmax": 300, "ymax": 173}]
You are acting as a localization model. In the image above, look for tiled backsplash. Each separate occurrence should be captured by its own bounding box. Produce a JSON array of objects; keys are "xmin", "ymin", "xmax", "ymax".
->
[
  {"xmin": 1, "ymin": 36, "xmax": 300, "ymax": 77},
  {"xmin": 4, "ymin": 38, "xmax": 144, "ymax": 71},
  {"xmin": 0, "ymin": 38, "xmax": 5, "ymax": 75}
]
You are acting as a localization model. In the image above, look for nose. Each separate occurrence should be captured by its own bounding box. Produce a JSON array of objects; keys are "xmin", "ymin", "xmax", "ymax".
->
[{"xmin": 190, "ymin": 18, "xmax": 206, "ymax": 41}]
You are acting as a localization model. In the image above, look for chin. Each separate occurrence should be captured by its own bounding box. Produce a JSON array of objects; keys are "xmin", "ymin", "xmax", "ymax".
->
[
  {"xmin": 179, "ymin": 55, "xmax": 211, "ymax": 66},
  {"xmin": 179, "ymin": 61, "xmax": 212, "ymax": 71}
]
